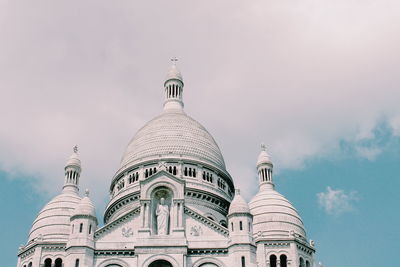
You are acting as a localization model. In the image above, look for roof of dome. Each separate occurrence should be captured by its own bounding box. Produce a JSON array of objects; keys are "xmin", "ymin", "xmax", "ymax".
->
[
  {"xmin": 72, "ymin": 190, "xmax": 96, "ymax": 218},
  {"xmin": 165, "ymin": 63, "xmax": 183, "ymax": 83},
  {"xmin": 257, "ymin": 148, "xmax": 272, "ymax": 166},
  {"xmin": 229, "ymin": 189, "xmax": 250, "ymax": 214},
  {"xmin": 66, "ymin": 147, "xmax": 81, "ymax": 169},
  {"xmin": 28, "ymin": 192, "xmax": 81, "ymax": 243},
  {"xmin": 249, "ymin": 186, "xmax": 306, "ymax": 239},
  {"xmin": 119, "ymin": 109, "xmax": 226, "ymax": 173}
]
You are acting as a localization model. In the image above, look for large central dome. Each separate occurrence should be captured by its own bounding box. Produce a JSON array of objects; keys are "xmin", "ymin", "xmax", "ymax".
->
[
  {"xmin": 105, "ymin": 62, "xmax": 234, "ymax": 224},
  {"xmin": 119, "ymin": 109, "xmax": 226, "ymax": 172}
]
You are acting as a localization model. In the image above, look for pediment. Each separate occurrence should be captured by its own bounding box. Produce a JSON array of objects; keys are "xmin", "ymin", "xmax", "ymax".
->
[
  {"xmin": 185, "ymin": 206, "xmax": 229, "ymax": 238},
  {"xmin": 95, "ymin": 207, "xmax": 140, "ymax": 240}
]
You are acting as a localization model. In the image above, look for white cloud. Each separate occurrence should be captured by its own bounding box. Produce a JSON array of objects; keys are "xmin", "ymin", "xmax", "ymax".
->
[
  {"xmin": 0, "ymin": 0, "xmax": 399, "ymax": 206},
  {"xmin": 317, "ymin": 187, "xmax": 359, "ymax": 215}
]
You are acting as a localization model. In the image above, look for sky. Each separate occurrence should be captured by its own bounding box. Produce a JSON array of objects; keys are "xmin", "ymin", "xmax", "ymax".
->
[{"xmin": 0, "ymin": 0, "xmax": 399, "ymax": 266}]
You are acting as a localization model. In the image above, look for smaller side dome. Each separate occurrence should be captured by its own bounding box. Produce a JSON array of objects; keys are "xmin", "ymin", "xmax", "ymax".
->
[
  {"xmin": 249, "ymin": 187, "xmax": 306, "ymax": 239},
  {"xmin": 72, "ymin": 190, "xmax": 96, "ymax": 219},
  {"xmin": 229, "ymin": 189, "xmax": 250, "ymax": 214},
  {"xmin": 28, "ymin": 192, "xmax": 81, "ymax": 242}
]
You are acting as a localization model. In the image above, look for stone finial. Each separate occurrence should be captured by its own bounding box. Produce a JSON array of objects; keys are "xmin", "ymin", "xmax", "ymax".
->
[
  {"xmin": 73, "ymin": 145, "xmax": 78, "ymax": 153},
  {"xmin": 171, "ymin": 57, "xmax": 178, "ymax": 65},
  {"xmin": 261, "ymin": 143, "xmax": 266, "ymax": 151},
  {"xmin": 85, "ymin": 189, "xmax": 90, "ymax": 197}
]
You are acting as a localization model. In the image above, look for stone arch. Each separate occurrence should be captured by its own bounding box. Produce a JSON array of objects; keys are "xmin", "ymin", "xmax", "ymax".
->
[
  {"xmin": 97, "ymin": 258, "xmax": 129, "ymax": 267},
  {"xmin": 204, "ymin": 213, "xmax": 216, "ymax": 221},
  {"xmin": 149, "ymin": 260, "xmax": 173, "ymax": 267},
  {"xmin": 145, "ymin": 181, "xmax": 179, "ymax": 199},
  {"xmin": 142, "ymin": 254, "xmax": 179, "ymax": 267},
  {"xmin": 193, "ymin": 257, "xmax": 226, "ymax": 267}
]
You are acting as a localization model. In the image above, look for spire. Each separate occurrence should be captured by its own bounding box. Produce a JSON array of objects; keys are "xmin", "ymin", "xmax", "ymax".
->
[
  {"xmin": 163, "ymin": 58, "xmax": 184, "ymax": 111},
  {"xmin": 257, "ymin": 143, "xmax": 274, "ymax": 190},
  {"xmin": 63, "ymin": 146, "xmax": 81, "ymax": 194}
]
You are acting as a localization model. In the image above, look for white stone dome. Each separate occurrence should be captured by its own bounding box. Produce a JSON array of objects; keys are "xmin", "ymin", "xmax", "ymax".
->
[
  {"xmin": 229, "ymin": 189, "xmax": 250, "ymax": 214},
  {"xmin": 249, "ymin": 186, "xmax": 306, "ymax": 239},
  {"xmin": 28, "ymin": 192, "xmax": 81, "ymax": 242},
  {"xmin": 72, "ymin": 191, "xmax": 96, "ymax": 219},
  {"xmin": 119, "ymin": 109, "xmax": 226, "ymax": 173}
]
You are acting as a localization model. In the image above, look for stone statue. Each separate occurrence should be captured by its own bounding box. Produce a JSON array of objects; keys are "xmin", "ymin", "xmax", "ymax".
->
[{"xmin": 156, "ymin": 197, "xmax": 169, "ymax": 235}]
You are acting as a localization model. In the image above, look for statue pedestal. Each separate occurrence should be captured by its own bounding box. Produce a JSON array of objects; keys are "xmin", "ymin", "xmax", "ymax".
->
[
  {"xmin": 172, "ymin": 227, "xmax": 185, "ymax": 237},
  {"xmin": 138, "ymin": 228, "xmax": 151, "ymax": 237}
]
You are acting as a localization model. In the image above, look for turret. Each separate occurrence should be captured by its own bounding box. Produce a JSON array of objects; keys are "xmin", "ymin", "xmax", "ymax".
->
[
  {"xmin": 257, "ymin": 144, "xmax": 274, "ymax": 191},
  {"xmin": 63, "ymin": 146, "xmax": 81, "ymax": 194},
  {"xmin": 163, "ymin": 58, "xmax": 184, "ymax": 111},
  {"xmin": 228, "ymin": 189, "xmax": 256, "ymax": 267},
  {"xmin": 67, "ymin": 189, "xmax": 97, "ymax": 267}
]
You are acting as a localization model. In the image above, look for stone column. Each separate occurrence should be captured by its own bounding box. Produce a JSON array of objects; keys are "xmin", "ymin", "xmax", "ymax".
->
[
  {"xmin": 178, "ymin": 160, "xmax": 183, "ymax": 178},
  {"xmin": 138, "ymin": 199, "xmax": 151, "ymax": 236},
  {"xmin": 172, "ymin": 199, "xmax": 185, "ymax": 236}
]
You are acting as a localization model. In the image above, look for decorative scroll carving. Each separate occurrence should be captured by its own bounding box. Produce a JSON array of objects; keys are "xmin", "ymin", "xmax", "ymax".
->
[
  {"xmin": 190, "ymin": 225, "xmax": 203, "ymax": 236},
  {"xmin": 122, "ymin": 227, "xmax": 133, "ymax": 237}
]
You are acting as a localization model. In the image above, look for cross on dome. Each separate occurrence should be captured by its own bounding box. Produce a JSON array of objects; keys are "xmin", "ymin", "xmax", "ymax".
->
[
  {"xmin": 171, "ymin": 57, "xmax": 178, "ymax": 64},
  {"xmin": 261, "ymin": 143, "xmax": 266, "ymax": 151},
  {"xmin": 73, "ymin": 145, "xmax": 78, "ymax": 153}
]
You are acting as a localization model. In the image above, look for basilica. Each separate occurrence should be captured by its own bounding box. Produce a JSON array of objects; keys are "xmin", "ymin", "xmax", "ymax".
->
[{"xmin": 17, "ymin": 62, "xmax": 316, "ymax": 267}]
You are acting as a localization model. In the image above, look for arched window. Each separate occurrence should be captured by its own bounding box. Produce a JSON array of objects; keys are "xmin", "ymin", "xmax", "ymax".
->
[
  {"xmin": 149, "ymin": 260, "xmax": 173, "ymax": 267},
  {"xmin": 220, "ymin": 220, "xmax": 227, "ymax": 228},
  {"xmin": 89, "ymin": 224, "xmax": 92, "ymax": 234},
  {"xmin": 28, "ymin": 263, "xmax": 32, "ymax": 267},
  {"xmin": 55, "ymin": 258, "xmax": 62, "ymax": 267},
  {"xmin": 231, "ymin": 222, "xmax": 234, "ymax": 231},
  {"xmin": 280, "ymin": 255, "xmax": 287, "ymax": 267},
  {"xmin": 270, "ymin": 255, "xmax": 277, "ymax": 267},
  {"xmin": 44, "ymin": 258, "xmax": 52, "ymax": 267},
  {"xmin": 306, "ymin": 260, "xmax": 310, "ymax": 267},
  {"xmin": 241, "ymin": 256, "xmax": 246, "ymax": 267},
  {"xmin": 299, "ymin": 257, "xmax": 305, "ymax": 267},
  {"xmin": 173, "ymin": 166, "xmax": 177, "ymax": 175},
  {"xmin": 240, "ymin": 221, "xmax": 243, "ymax": 230},
  {"xmin": 79, "ymin": 223, "xmax": 83, "ymax": 233},
  {"xmin": 75, "ymin": 259, "xmax": 80, "ymax": 267}
]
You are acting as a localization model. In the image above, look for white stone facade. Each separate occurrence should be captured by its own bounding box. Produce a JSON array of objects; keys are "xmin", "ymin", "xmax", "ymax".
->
[{"xmin": 17, "ymin": 63, "xmax": 316, "ymax": 267}]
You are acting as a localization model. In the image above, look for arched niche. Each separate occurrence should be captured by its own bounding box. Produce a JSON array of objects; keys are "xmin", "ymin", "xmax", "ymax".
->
[
  {"xmin": 148, "ymin": 260, "xmax": 173, "ymax": 267},
  {"xmin": 150, "ymin": 186, "xmax": 174, "ymax": 235}
]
